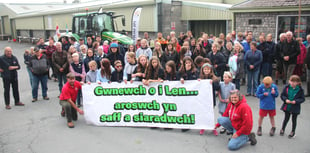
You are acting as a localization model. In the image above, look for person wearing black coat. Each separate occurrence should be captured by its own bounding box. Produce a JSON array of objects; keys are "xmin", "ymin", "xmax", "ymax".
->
[
  {"xmin": 107, "ymin": 43, "xmax": 124, "ymax": 68},
  {"xmin": 83, "ymin": 48, "xmax": 100, "ymax": 73},
  {"xmin": 0, "ymin": 47, "xmax": 24, "ymax": 109},
  {"xmin": 280, "ymin": 75, "xmax": 305, "ymax": 138},
  {"xmin": 279, "ymin": 31, "xmax": 300, "ymax": 83},
  {"xmin": 207, "ymin": 43, "xmax": 226, "ymax": 80}
]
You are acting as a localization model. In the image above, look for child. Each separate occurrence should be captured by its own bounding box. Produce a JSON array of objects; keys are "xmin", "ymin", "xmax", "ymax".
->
[
  {"xmin": 152, "ymin": 42, "xmax": 163, "ymax": 65},
  {"xmin": 161, "ymin": 42, "xmax": 179, "ymax": 69},
  {"xmin": 86, "ymin": 60, "xmax": 98, "ymax": 84},
  {"xmin": 96, "ymin": 58, "xmax": 113, "ymax": 83},
  {"xmin": 199, "ymin": 63, "xmax": 220, "ymax": 135},
  {"xmin": 178, "ymin": 56, "xmax": 198, "ymax": 83},
  {"xmin": 256, "ymin": 76, "xmax": 279, "ymax": 136},
  {"xmin": 69, "ymin": 53, "xmax": 86, "ymax": 107},
  {"xmin": 102, "ymin": 40, "xmax": 109, "ymax": 54},
  {"xmin": 218, "ymin": 71, "xmax": 236, "ymax": 134},
  {"xmin": 123, "ymin": 52, "xmax": 137, "ymax": 83},
  {"xmin": 280, "ymin": 75, "xmax": 305, "ymax": 138},
  {"xmin": 132, "ymin": 55, "xmax": 148, "ymax": 81},
  {"xmin": 164, "ymin": 60, "xmax": 177, "ymax": 81},
  {"xmin": 142, "ymin": 56, "xmax": 164, "ymax": 86},
  {"xmin": 111, "ymin": 60, "xmax": 124, "ymax": 83},
  {"xmin": 178, "ymin": 56, "xmax": 198, "ymax": 132},
  {"xmin": 124, "ymin": 44, "xmax": 136, "ymax": 65}
]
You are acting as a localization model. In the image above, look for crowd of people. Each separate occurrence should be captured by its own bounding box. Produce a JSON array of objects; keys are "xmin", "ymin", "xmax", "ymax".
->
[{"xmin": 0, "ymin": 29, "xmax": 309, "ymax": 150}]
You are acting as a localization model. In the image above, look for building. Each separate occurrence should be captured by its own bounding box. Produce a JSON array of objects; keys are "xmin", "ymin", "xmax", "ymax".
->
[
  {"xmin": 0, "ymin": 0, "xmax": 245, "ymax": 42},
  {"xmin": 230, "ymin": 0, "xmax": 310, "ymax": 41}
]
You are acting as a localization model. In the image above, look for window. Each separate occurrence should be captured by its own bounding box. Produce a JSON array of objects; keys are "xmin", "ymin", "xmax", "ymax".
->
[
  {"xmin": 248, "ymin": 19, "xmax": 262, "ymax": 25},
  {"xmin": 277, "ymin": 15, "xmax": 310, "ymax": 40}
]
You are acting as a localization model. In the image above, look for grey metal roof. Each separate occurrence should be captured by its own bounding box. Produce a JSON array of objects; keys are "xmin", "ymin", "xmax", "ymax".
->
[
  {"xmin": 232, "ymin": 0, "xmax": 310, "ymax": 8},
  {"xmin": 2, "ymin": 3, "xmax": 69, "ymax": 15}
]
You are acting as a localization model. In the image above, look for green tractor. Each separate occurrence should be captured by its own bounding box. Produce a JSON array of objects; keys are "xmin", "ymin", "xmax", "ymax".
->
[{"xmin": 71, "ymin": 9, "xmax": 133, "ymax": 45}]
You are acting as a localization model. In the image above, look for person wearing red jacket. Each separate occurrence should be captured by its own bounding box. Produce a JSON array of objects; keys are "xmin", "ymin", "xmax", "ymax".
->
[
  {"xmin": 214, "ymin": 90, "xmax": 257, "ymax": 150},
  {"xmin": 293, "ymin": 38, "xmax": 306, "ymax": 76}
]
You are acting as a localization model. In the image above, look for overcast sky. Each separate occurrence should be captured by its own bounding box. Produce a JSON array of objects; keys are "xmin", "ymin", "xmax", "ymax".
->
[{"xmin": 0, "ymin": 0, "xmax": 91, "ymax": 3}]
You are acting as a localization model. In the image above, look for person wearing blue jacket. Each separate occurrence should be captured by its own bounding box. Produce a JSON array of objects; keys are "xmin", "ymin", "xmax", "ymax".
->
[
  {"xmin": 245, "ymin": 41, "xmax": 263, "ymax": 96},
  {"xmin": 256, "ymin": 76, "xmax": 279, "ymax": 136}
]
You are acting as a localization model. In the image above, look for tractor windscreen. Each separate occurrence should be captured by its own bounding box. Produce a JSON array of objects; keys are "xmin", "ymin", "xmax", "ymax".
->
[{"xmin": 92, "ymin": 14, "xmax": 114, "ymax": 35}]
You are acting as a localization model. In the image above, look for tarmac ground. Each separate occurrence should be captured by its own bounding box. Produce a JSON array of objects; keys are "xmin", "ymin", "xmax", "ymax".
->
[{"xmin": 0, "ymin": 41, "xmax": 309, "ymax": 153}]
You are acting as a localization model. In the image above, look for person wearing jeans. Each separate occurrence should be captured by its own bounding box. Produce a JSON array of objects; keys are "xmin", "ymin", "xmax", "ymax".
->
[
  {"xmin": 29, "ymin": 48, "xmax": 50, "ymax": 102},
  {"xmin": 215, "ymin": 90, "xmax": 257, "ymax": 150},
  {"xmin": 244, "ymin": 42, "xmax": 263, "ymax": 96}
]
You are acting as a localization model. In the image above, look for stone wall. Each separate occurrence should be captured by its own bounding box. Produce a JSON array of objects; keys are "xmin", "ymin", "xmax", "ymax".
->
[
  {"xmin": 158, "ymin": 1, "xmax": 187, "ymax": 37},
  {"xmin": 234, "ymin": 11, "xmax": 310, "ymax": 39}
]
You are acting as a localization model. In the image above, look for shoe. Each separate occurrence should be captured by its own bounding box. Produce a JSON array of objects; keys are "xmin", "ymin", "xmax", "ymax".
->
[
  {"xmin": 15, "ymin": 102, "xmax": 25, "ymax": 106},
  {"xmin": 199, "ymin": 129, "xmax": 205, "ymax": 135},
  {"xmin": 32, "ymin": 98, "xmax": 38, "ymax": 102},
  {"xmin": 288, "ymin": 131, "xmax": 295, "ymax": 139},
  {"xmin": 305, "ymin": 94, "xmax": 310, "ymax": 97},
  {"xmin": 253, "ymin": 94, "xmax": 257, "ymax": 97},
  {"xmin": 226, "ymin": 131, "xmax": 233, "ymax": 135},
  {"xmin": 280, "ymin": 129, "xmax": 284, "ymax": 136},
  {"xmin": 77, "ymin": 104, "xmax": 81, "ymax": 108},
  {"xmin": 181, "ymin": 129, "xmax": 190, "ymax": 132},
  {"xmin": 67, "ymin": 122, "xmax": 75, "ymax": 128},
  {"xmin": 61, "ymin": 108, "xmax": 65, "ymax": 117},
  {"xmin": 54, "ymin": 78, "xmax": 58, "ymax": 82},
  {"xmin": 246, "ymin": 93, "xmax": 251, "ymax": 96},
  {"xmin": 213, "ymin": 129, "xmax": 218, "ymax": 136},
  {"xmin": 220, "ymin": 128, "xmax": 226, "ymax": 134},
  {"xmin": 257, "ymin": 127, "xmax": 262, "ymax": 136},
  {"xmin": 48, "ymin": 77, "xmax": 52, "ymax": 80},
  {"xmin": 248, "ymin": 132, "xmax": 257, "ymax": 145},
  {"xmin": 5, "ymin": 105, "xmax": 11, "ymax": 109},
  {"xmin": 43, "ymin": 97, "xmax": 49, "ymax": 100},
  {"xmin": 270, "ymin": 127, "xmax": 276, "ymax": 136}
]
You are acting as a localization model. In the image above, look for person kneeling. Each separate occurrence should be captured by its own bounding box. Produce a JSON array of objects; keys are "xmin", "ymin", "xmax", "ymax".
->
[
  {"xmin": 214, "ymin": 90, "xmax": 257, "ymax": 150},
  {"xmin": 59, "ymin": 72, "xmax": 84, "ymax": 128}
]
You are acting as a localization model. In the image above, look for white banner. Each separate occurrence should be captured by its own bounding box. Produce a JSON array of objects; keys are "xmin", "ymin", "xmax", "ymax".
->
[
  {"xmin": 82, "ymin": 80, "xmax": 215, "ymax": 129},
  {"xmin": 131, "ymin": 7, "xmax": 142, "ymax": 45}
]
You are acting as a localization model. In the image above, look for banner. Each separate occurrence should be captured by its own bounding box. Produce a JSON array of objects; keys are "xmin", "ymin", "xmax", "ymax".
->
[
  {"xmin": 82, "ymin": 80, "xmax": 215, "ymax": 129},
  {"xmin": 131, "ymin": 7, "xmax": 142, "ymax": 45}
]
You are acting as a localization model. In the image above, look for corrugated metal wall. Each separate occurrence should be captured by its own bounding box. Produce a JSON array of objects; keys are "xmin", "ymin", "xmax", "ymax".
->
[
  {"xmin": 15, "ymin": 16, "xmax": 44, "ymax": 29},
  {"xmin": 3, "ymin": 16, "xmax": 11, "ymax": 34},
  {"xmin": 108, "ymin": 5, "xmax": 155, "ymax": 32},
  {"xmin": 44, "ymin": 13, "xmax": 72, "ymax": 30},
  {"xmin": 182, "ymin": 5, "xmax": 232, "ymax": 20}
]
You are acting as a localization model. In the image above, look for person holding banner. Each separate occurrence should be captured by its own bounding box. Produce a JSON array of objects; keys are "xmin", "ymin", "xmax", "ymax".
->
[
  {"xmin": 59, "ymin": 72, "xmax": 84, "ymax": 128},
  {"xmin": 215, "ymin": 90, "xmax": 257, "ymax": 150},
  {"xmin": 142, "ymin": 56, "xmax": 164, "ymax": 86}
]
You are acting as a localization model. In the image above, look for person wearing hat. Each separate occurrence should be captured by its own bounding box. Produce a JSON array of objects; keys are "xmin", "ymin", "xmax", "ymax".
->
[
  {"xmin": 111, "ymin": 38, "xmax": 126, "ymax": 55},
  {"xmin": 0, "ymin": 47, "xmax": 25, "ymax": 109},
  {"xmin": 107, "ymin": 43, "xmax": 124, "ymax": 68},
  {"xmin": 29, "ymin": 47, "xmax": 50, "ymax": 102}
]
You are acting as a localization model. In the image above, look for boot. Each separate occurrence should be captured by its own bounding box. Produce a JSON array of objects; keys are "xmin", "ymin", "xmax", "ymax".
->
[
  {"xmin": 257, "ymin": 126, "xmax": 262, "ymax": 136},
  {"xmin": 270, "ymin": 127, "xmax": 276, "ymax": 136}
]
